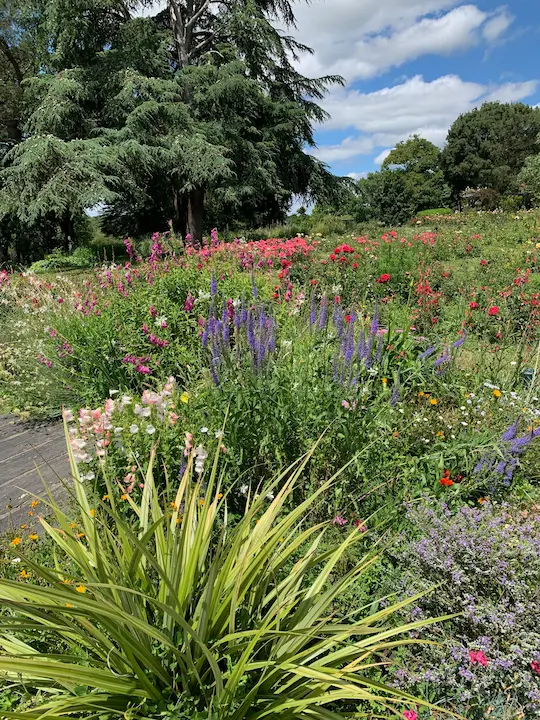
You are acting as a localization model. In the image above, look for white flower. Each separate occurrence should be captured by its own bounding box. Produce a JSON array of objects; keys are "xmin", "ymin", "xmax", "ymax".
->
[
  {"xmin": 121, "ymin": 395, "xmax": 132, "ymax": 405},
  {"xmin": 266, "ymin": 491, "xmax": 275, "ymax": 500},
  {"xmin": 200, "ymin": 427, "xmax": 208, "ymax": 434},
  {"xmin": 63, "ymin": 409, "xmax": 74, "ymax": 422},
  {"xmin": 81, "ymin": 472, "xmax": 95, "ymax": 481},
  {"xmin": 240, "ymin": 484, "xmax": 249, "ymax": 495},
  {"xmin": 11, "ymin": 558, "xmax": 21, "ymax": 564},
  {"xmin": 109, "ymin": 389, "xmax": 120, "ymax": 396},
  {"xmin": 134, "ymin": 405, "xmax": 151, "ymax": 417},
  {"xmin": 215, "ymin": 430, "xmax": 223, "ymax": 439},
  {"xmin": 114, "ymin": 427, "xmax": 123, "ymax": 434},
  {"xmin": 129, "ymin": 424, "xmax": 139, "ymax": 434},
  {"xmin": 146, "ymin": 425, "xmax": 156, "ymax": 435},
  {"xmin": 155, "ymin": 316, "xmax": 167, "ymax": 327}
]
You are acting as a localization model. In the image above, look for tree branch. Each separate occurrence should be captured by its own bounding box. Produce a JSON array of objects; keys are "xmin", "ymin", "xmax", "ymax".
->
[
  {"xmin": 186, "ymin": 0, "xmax": 212, "ymax": 31},
  {"xmin": 0, "ymin": 37, "xmax": 23, "ymax": 85},
  {"xmin": 188, "ymin": 31, "xmax": 217, "ymax": 60}
]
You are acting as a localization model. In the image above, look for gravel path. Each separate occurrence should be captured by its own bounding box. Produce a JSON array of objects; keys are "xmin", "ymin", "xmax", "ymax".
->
[{"xmin": 0, "ymin": 415, "xmax": 70, "ymax": 532}]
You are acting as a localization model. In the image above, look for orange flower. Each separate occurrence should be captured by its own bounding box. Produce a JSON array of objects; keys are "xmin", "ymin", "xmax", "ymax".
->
[
  {"xmin": 439, "ymin": 477, "xmax": 454, "ymax": 487},
  {"xmin": 493, "ymin": 389, "xmax": 501, "ymax": 398},
  {"xmin": 10, "ymin": 537, "xmax": 22, "ymax": 546},
  {"xmin": 121, "ymin": 494, "xmax": 128, "ymax": 501},
  {"xmin": 75, "ymin": 585, "xmax": 87, "ymax": 594},
  {"xmin": 76, "ymin": 532, "xmax": 85, "ymax": 539},
  {"xmin": 30, "ymin": 500, "xmax": 39, "ymax": 508},
  {"xmin": 430, "ymin": 398, "xmax": 438, "ymax": 405},
  {"xmin": 19, "ymin": 570, "xmax": 30, "ymax": 579}
]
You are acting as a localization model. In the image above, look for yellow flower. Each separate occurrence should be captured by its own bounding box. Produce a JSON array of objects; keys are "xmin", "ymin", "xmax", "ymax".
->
[
  {"xmin": 102, "ymin": 494, "xmax": 109, "ymax": 501},
  {"xmin": 30, "ymin": 500, "xmax": 39, "ymax": 508},
  {"xmin": 20, "ymin": 524, "xmax": 27, "ymax": 530},
  {"xmin": 493, "ymin": 389, "xmax": 501, "ymax": 398},
  {"xmin": 65, "ymin": 603, "xmax": 73, "ymax": 608},
  {"xmin": 381, "ymin": 377, "xmax": 388, "ymax": 384},
  {"xmin": 76, "ymin": 532, "xmax": 85, "ymax": 539},
  {"xmin": 121, "ymin": 494, "xmax": 128, "ymax": 501},
  {"xmin": 29, "ymin": 533, "xmax": 38, "ymax": 541},
  {"xmin": 199, "ymin": 499, "xmax": 205, "ymax": 506},
  {"xmin": 217, "ymin": 493, "xmax": 223, "ymax": 500},
  {"xmin": 10, "ymin": 537, "xmax": 22, "ymax": 546},
  {"xmin": 89, "ymin": 509, "xmax": 95, "ymax": 518},
  {"xmin": 436, "ymin": 431, "xmax": 444, "ymax": 437},
  {"xmin": 478, "ymin": 497, "xmax": 489, "ymax": 505},
  {"xmin": 75, "ymin": 585, "xmax": 87, "ymax": 594},
  {"xmin": 430, "ymin": 398, "xmax": 438, "ymax": 405},
  {"xmin": 392, "ymin": 431, "xmax": 399, "ymax": 438},
  {"xmin": 180, "ymin": 391, "xmax": 189, "ymax": 404},
  {"xmin": 19, "ymin": 570, "xmax": 30, "ymax": 579},
  {"xmin": 170, "ymin": 501, "xmax": 178, "ymax": 510},
  {"xmin": 418, "ymin": 391, "xmax": 425, "ymax": 397},
  {"xmin": 69, "ymin": 522, "xmax": 76, "ymax": 529}
]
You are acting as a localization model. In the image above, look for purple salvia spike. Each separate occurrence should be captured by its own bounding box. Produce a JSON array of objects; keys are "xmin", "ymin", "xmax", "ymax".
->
[
  {"xmin": 310, "ymin": 293, "xmax": 317, "ymax": 326},
  {"xmin": 370, "ymin": 303, "xmax": 379, "ymax": 336},
  {"xmin": 419, "ymin": 345, "xmax": 437, "ymax": 360},
  {"xmin": 318, "ymin": 293, "xmax": 328, "ymax": 330},
  {"xmin": 375, "ymin": 336, "xmax": 384, "ymax": 363}
]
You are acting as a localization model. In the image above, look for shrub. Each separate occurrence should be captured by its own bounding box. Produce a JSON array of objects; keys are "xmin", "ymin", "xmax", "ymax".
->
[
  {"xmin": 387, "ymin": 499, "xmax": 540, "ymax": 718},
  {"xmin": 416, "ymin": 209, "xmax": 453, "ymax": 217},
  {"xmin": 28, "ymin": 247, "xmax": 96, "ymax": 273},
  {"xmin": 0, "ymin": 432, "xmax": 442, "ymax": 719}
]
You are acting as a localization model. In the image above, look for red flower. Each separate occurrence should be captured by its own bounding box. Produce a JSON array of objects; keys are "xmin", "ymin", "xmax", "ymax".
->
[
  {"xmin": 329, "ymin": 253, "xmax": 337, "ymax": 261},
  {"xmin": 531, "ymin": 660, "xmax": 540, "ymax": 676},
  {"xmin": 439, "ymin": 477, "xmax": 454, "ymax": 487},
  {"xmin": 352, "ymin": 262, "xmax": 358, "ymax": 269},
  {"xmin": 309, "ymin": 279, "xmax": 318, "ymax": 286},
  {"xmin": 469, "ymin": 650, "xmax": 488, "ymax": 666},
  {"xmin": 345, "ymin": 314, "xmax": 351, "ymax": 323},
  {"xmin": 469, "ymin": 301, "xmax": 479, "ymax": 309},
  {"xmin": 480, "ymin": 259, "xmax": 487, "ymax": 266},
  {"xmin": 488, "ymin": 306, "xmax": 499, "ymax": 316},
  {"xmin": 376, "ymin": 273, "xmax": 391, "ymax": 284}
]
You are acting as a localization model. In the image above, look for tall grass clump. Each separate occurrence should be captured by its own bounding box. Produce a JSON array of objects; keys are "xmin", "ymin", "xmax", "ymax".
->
[{"xmin": 0, "ymin": 429, "xmax": 454, "ymax": 720}]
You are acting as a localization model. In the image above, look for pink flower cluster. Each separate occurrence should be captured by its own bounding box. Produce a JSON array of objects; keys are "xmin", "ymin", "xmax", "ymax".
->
[
  {"xmin": 469, "ymin": 650, "xmax": 488, "ymax": 666},
  {"xmin": 141, "ymin": 324, "xmax": 169, "ymax": 348},
  {"xmin": 122, "ymin": 354, "xmax": 152, "ymax": 375}
]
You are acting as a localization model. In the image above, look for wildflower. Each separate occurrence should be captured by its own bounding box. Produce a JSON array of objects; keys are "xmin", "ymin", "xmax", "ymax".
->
[
  {"xmin": 76, "ymin": 532, "xmax": 85, "ymax": 539},
  {"xmin": 180, "ymin": 391, "xmax": 189, "ymax": 404},
  {"xmin": 353, "ymin": 519, "xmax": 367, "ymax": 532},
  {"xmin": 65, "ymin": 603, "xmax": 73, "ymax": 608},
  {"xmin": 478, "ymin": 497, "xmax": 489, "ymax": 504},
  {"xmin": 531, "ymin": 660, "xmax": 540, "ymax": 676},
  {"xmin": 240, "ymin": 484, "xmax": 249, "ymax": 495},
  {"xmin": 376, "ymin": 273, "xmax": 391, "ymax": 283},
  {"xmin": 381, "ymin": 377, "xmax": 388, "ymax": 384},
  {"xmin": 129, "ymin": 424, "xmax": 139, "ymax": 434},
  {"xmin": 75, "ymin": 585, "xmax": 87, "ymax": 594},
  {"xmin": 440, "ymin": 477, "xmax": 454, "ymax": 487},
  {"xmin": 102, "ymin": 494, "xmax": 109, "ymax": 501},
  {"xmin": 10, "ymin": 537, "xmax": 22, "ymax": 546},
  {"xmin": 480, "ymin": 259, "xmax": 487, "ymax": 266},
  {"xmin": 19, "ymin": 569, "xmax": 30, "ymax": 579},
  {"xmin": 469, "ymin": 650, "xmax": 488, "ymax": 666},
  {"xmin": 121, "ymin": 494, "xmax": 128, "ymax": 501},
  {"xmin": 403, "ymin": 711, "xmax": 417, "ymax": 720},
  {"xmin": 418, "ymin": 391, "xmax": 425, "ymax": 397},
  {"xmin": 266, "ymin": 491, "xmax": 275, "ymax": 500},
  {"xmin": 469, "ymin": 301, "xmax": 479, "ymax": 309},
  {"xmin": 146, "ymin": 425, "xmax": 156, "ymax": 435},
  {"xmin": 89, "ymin": 509, "xmax": 95, "ymax": 518},
  {"xmin": 430, "ymin": 398, "xmax": 438, "ymax": 405},
  {"xmin": 488, "ymin": 305, "xmax": 499, "ymax": 316},
  {"xmin": 28, "ymin": 533, "xmax": 38, "ymax": 541},
  {"xmin": 332, "ymin": 515, "xmax": 347, "ymax": 526}
]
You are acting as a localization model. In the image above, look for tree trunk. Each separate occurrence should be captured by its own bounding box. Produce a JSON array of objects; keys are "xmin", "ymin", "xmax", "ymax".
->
[
  {"xmin": 173, "ymin": 189, "xmax": 187, "ymax": 242},
  {"xmin": 187, "ymin": 187, "xmax": 204, "ymax": 247},
  {"xmin": 61, "ymin": 215, "xmax": 75, "ymax": 253}
]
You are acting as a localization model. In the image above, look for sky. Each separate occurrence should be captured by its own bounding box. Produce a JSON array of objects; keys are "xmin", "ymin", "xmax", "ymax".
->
[{"xmin": 286, "ymin": 0, "xmax": 540, "ymax": 180}]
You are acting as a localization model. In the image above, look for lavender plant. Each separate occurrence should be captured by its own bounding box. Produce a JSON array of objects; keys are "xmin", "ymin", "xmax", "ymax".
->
[{"xmin": 386, "ymin": 500, "xmax": 540, "ymax": 718}]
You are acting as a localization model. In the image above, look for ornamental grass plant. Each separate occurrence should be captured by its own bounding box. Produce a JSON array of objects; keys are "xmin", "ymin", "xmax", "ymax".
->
[{"xmin": 0, "ymin": 428, "xmax": 455, "ymax": 720}]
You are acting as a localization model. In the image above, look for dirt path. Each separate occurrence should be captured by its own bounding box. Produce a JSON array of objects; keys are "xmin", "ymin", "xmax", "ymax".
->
[{"xmin": 0, "ymin": 415, "xmax": 70, "ymax": 532}]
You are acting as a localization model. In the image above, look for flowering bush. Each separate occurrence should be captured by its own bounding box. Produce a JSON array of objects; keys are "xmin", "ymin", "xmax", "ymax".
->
[{"xmin": 387, "ymin": 500, "xmax": 540, "ymax": 718}]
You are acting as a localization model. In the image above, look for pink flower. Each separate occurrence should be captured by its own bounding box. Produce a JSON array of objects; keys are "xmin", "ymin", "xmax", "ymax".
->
[
  {"xmin": 469, "ymin": 650, "xmax": 488, "ymax": 666},
  {"xmin": 353, "ymin": 519, "xmax": 367, "ymax": 532},
  {"xmin": 531, "ymin": 660, "xmax": 540, "ymax": 676},
  {"xmin": 403, "ymin": 711, "xmax": 417, "ymax": 720},
  {"xmin": 488, "ymin": 306, "xmax": 499, "ymax": 316},
  {"xmin": 332, "ymin": 516, "xmax": 347, "ymax": 526}
]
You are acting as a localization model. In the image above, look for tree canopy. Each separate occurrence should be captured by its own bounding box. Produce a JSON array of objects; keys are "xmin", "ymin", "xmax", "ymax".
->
[
  {"xmin": 0, "ymin": 0, "xmax": 343, "ymax": 251},
  {"xmin": 441, "ymin": 101, "xmax": 540, "ymax": 200}
]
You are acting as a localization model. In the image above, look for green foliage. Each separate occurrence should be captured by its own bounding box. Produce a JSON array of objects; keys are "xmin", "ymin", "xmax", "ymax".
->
[
  {"xmin": 382, "ymin": 135, "xmax": 451, "ymax": 213},
  {"xmin": 0, "ymin": 432, "xmax": 440, "ymax": 719},
  {"xmin": 355, "ymin": 170, "xmax": 416, "ymax": 225},
  {"xmin": 441, "ymin": 101, "xmax": 540, "ymax": 199},
  {"xmin": 416, "ymin": 208, "xmax": 453, "ymax": 217},
  {"xmin": 28, "ymin": 246, "xmax": 96, "ymax": 273}
]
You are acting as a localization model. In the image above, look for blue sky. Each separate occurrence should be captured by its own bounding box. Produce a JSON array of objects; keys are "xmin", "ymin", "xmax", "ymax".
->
[{"xmin": 286, "ymin": 0, "xmax": 540, "ymax": 180}]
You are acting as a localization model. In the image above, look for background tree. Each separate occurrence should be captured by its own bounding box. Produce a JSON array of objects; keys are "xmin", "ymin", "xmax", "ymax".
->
[
  {"xmin": 441, "ymin": 102, "xmax": 540, "ymax": 201},
  {"xmin": 354, "ymin": 170, "xmax": 415, "ymax": 225},
  {"xmin": 382, "ymin": 135, "xmax": 450, "ymax": 212}
]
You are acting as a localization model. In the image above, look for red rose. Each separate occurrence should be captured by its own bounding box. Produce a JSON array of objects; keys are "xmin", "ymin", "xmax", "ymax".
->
[
  {"xmin": 329, "ymin": 253, "xmax": 336, "ymax": 261},
  {"xmin": 352, "ymin": 262, "xmax": 358, "ymax": 269},
  {"xmin": 480, "ymin": 259, "xmax": 487, "ymax": 266},
  {"xmin": 469, "ymin": 301, "xmax": 479, "ymax": 309},
  {"xmin": 488, "ymin": 306, "xmax": 499, "ymax": 316},
  {"xmin": 376, "ymin": 273, "xmax": 391, "ymax": 283}
]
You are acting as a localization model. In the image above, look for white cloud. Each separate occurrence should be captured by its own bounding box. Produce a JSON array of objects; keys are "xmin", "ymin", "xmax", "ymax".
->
[
  {"xmin": 482, "ymin": 8, "xmax": 514, "ymax": 42},
  {"xmin": 293, "ymin": 1, "xmax": 514, "ymax": 82},
  {"xmin": 374, "ymin": 149, "xmax": 393, "ymax": 165},
  {"xmin": 347, "ymin": 171, "xmax": 368, "ymax": 180},
  {"xmin": 313, "ymin": 75, "xmax": 539, "ymax": 163}
]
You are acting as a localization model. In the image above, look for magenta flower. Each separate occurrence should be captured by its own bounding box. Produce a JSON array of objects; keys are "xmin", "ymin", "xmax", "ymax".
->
[
  {"xmin": 469, "ymin": 650, "xmax": 488, "ymax": 666},
  {"xmin": 403, "ymin": 711, "xmax": 417, "ymax": 720},
  {"xmin": 332, "ymin": 516, "xmax": 347, "ymax": 526}
]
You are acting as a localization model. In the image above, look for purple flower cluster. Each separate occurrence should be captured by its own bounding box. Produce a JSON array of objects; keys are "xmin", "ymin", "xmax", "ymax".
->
[
  {"xmin": 122, "ymin": 354, "xmax": 152, "ymax": 375},
  {"xmin": 474, "ymin": 419, "xmax": 540, "ymax": 487},
  {"xmin": 201, "ymin": 295, "xmax": 276, "ymax": 385},
  {"xmin": 388, "ymin": 499, "xmax": 540, "ymax": 715}
]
